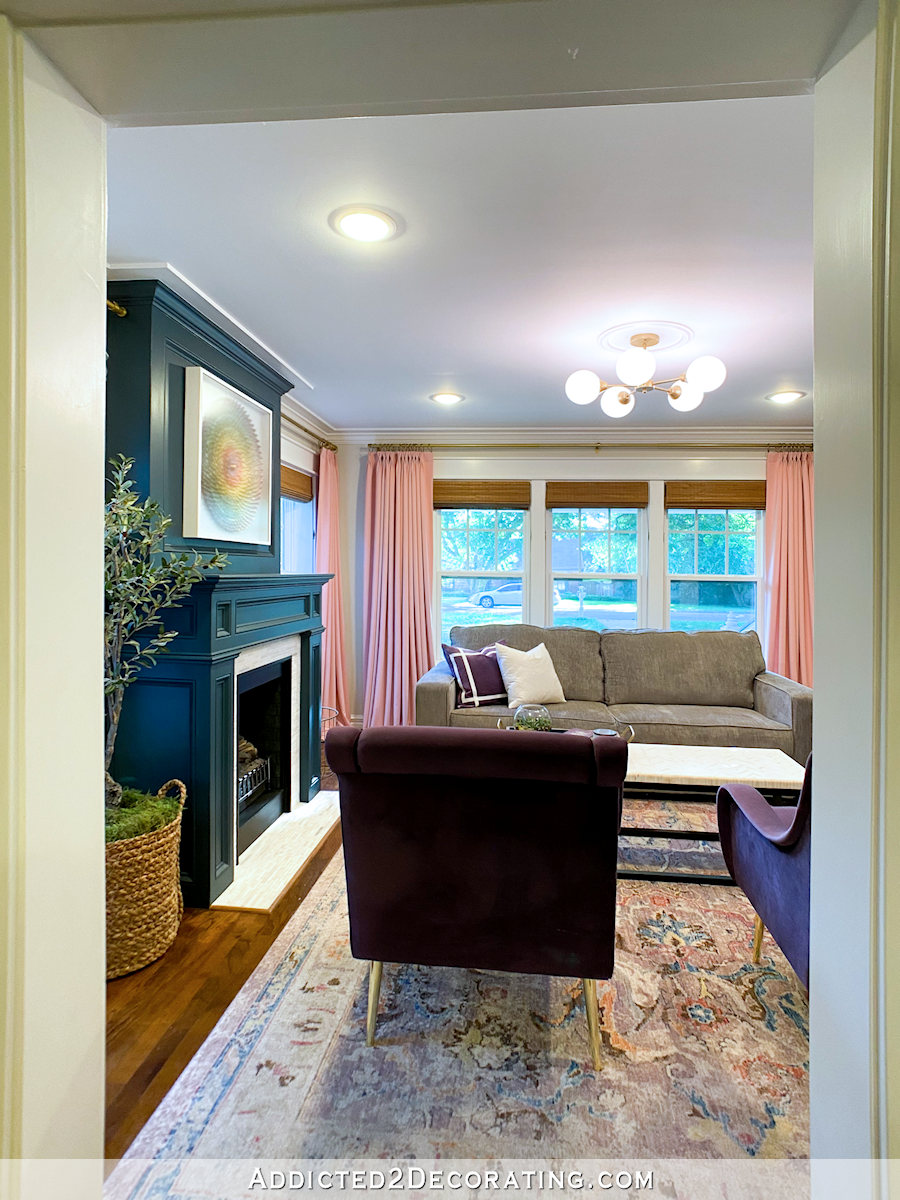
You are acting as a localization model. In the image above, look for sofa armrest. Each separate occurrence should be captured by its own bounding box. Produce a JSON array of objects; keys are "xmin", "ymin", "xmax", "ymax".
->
[
  {"xmin": 415, "ymin": 662, "xmax": 457, "ymax": 726},
  {"xmin": 753, "ymin": 671, "xmax": 812, "ymax": 765}
]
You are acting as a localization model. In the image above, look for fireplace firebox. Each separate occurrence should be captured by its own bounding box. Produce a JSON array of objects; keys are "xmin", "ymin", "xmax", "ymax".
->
[{"xmin": 236, "ymin": 658, "xmax": 291, "ymax": 856}]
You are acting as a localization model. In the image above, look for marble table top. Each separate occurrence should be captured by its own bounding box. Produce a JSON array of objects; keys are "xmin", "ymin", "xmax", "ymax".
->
[{"xmin": 625, "ymin": 743, "xmax": 806, "ymax": 790}]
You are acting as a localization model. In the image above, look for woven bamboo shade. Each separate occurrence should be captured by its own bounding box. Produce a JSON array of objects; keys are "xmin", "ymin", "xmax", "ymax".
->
[
  {"xmin": 664, "ymin": 480, "xmax": 766, "ymax": 510},
  {"xmin": 280, "ymin": 465, "xmax": 314, "ymax": 502},
  {"xmin": 544, "ymin": 481, "xmax": 649, "ymax": 508},
  {"xmin": 433, "ymin": 480, "xmax": 531, "ymax": 509}
]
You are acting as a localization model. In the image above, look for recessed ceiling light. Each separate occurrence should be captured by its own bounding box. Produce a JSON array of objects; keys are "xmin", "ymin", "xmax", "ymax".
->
[
  {"xmin": 430, "ymin": 392, "xmax": 464, "ymax": 407},
  {"xmin": 766, "ymin": 389, "xmax": 808, "ymax": 404},
  {"xmin": 329, "ymin": 206, "xmax": 401, "ymax": 243}
]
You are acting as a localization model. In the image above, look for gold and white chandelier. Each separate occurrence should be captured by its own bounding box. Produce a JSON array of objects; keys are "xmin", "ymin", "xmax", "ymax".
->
[{"xmin": 565, "ymin": 332, "xmax": 726, "ymax": 418}]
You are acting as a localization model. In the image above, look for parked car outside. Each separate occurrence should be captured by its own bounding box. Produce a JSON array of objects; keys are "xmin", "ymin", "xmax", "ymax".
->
[
  {"xmin": 468, "ymin": 582, "xmax": 522, "ymax": 608},
  {"xmin": 467, "ymin": 583, "xmax": 560, "ymax": 608}
]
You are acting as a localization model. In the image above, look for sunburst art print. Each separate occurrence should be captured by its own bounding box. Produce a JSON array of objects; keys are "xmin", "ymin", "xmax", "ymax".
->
[{"xmin": 183, "ymin": 367, "xmax": 272, "ymax": 545}]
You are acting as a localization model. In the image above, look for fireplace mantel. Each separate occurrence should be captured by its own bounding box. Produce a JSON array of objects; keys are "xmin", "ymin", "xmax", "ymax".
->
[{"xmin": 112, "ymin": 572, "xmax": 330, "ymax": 906}]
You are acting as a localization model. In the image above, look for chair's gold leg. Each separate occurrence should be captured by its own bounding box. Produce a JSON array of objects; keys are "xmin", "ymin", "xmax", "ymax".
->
[
  {"xmin": 366, "ymin": 961, "xmax": 384, "ymax": 1046},
  {"xmin": 752, "ymin": 915, "xmax": 765, "ymax": 964},
  {"xmin": 583, "ymin": 978, "xmax": 602, "ymax": 1071}
]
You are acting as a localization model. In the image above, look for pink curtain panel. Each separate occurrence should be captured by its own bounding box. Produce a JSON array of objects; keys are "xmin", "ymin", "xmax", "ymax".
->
[
  {"xmin": 314, "ymin": 448, "xmax": 351, "ymax": 725},
  {"xmin": 363, "ymin": 450, "xmax": 435, "ymax": 726},
  {"xmin": 765, "ymin": 450, "xmax": 814, "ymax": 686}
]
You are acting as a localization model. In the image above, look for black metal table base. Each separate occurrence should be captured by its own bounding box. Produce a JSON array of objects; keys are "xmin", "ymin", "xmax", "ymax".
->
[{"xmin": 617, "ymin": 780, "xmax": 800, "ymax": 887}]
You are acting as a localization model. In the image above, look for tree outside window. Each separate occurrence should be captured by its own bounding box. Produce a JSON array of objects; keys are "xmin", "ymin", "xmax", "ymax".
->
[
  {"xmin": 438, "ymin": 508, "xmax": 526, "ymax": 642},
  {"xmin": 667, "ymin": 508, "xmax": 761, "ymax": 632},
  {"xmin": 550, "ymin": 507, "xmax": 640, "ymax": 632}
]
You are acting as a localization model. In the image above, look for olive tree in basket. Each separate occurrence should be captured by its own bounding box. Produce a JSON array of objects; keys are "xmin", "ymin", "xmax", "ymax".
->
[
  {"xmin": 104, "ymin": 454, "xmax": 227, "ymax": 978},
  {"xmin": 104, "ymin": 454, "xmax": 227, "ymax": 811}
]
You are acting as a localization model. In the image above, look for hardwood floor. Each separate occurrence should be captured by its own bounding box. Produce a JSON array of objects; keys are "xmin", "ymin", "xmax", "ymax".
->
[{"xmin": 105, "ymin": 821, "xmax": 342, "ymax": 1160}]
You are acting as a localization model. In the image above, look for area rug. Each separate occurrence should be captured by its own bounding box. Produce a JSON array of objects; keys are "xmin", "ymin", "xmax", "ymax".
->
[
  {"xmin": 619, "ymin": 797, "xmax": 727, "ymax": 878},
  {"xmin": 107, "ymin": 846, "xmax": 808, "ymax": 1197}
]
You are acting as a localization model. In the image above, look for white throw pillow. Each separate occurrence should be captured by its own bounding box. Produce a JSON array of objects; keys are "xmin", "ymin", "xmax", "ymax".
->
[{"xmin": 495, "ymin": 642, "xmax": 566, "ymax": 708}]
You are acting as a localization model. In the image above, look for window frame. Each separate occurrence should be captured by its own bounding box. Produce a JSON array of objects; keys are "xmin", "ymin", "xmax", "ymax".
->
[
  {"xmin": 545, "ymin": 505, "xmax": 648, "ymax": 632},
  {"xmin": 279, "ymin": 492, "xmax": 317, "ymax": 574},
  {"xmin": 664, "ymin": 507, "xmax": 765, "ymax": 634},
  {"xmin": 433, "ymin": 506, "xmax": 530, "ymax": 647}
]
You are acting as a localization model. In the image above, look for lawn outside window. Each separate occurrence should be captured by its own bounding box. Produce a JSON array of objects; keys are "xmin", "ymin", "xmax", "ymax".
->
[
  {"xmin": 666, "ymin": 508, "xmax": 763, "ymax": 633},
  {"xmin": 549, "ymin": 507, "xmax": 643, "ymax": 633},
  {"xmin": 435, "ymin": 507, "xmax": 527, "ymax": 643}
]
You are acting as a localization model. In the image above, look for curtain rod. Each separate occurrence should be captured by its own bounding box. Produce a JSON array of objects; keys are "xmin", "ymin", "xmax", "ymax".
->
[
  {"xmin": 283, "ymin": 414, "xmax": 337, "ymax": 453},
  {"xmin": 768, "ymin": 442, "xmax": 813, "ymax": 452},
  {"xmin": 367, "ymin": 441, "xmax": 813, "ymax": 453}
]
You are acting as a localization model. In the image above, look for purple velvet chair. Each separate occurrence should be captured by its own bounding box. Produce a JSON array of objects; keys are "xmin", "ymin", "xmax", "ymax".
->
[
  {"xmin": 716, "ymin": 754, "xmax": 811, "ymax": 989},
  {"xmin": 325, "ymin": 725, "xmax": 628, "ymax": 1068}
]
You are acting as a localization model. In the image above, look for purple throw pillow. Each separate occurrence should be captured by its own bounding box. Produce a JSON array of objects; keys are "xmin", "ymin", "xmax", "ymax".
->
[{"xmin": 442, "ymin": 641, "xmax": 507, "ymax": 708}]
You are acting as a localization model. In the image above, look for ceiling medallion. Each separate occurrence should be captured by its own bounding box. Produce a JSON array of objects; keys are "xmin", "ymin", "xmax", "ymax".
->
[
  {"xmin": 565, "ymin": 331, "xmax": 726, "ymax": 418},
  {"xmin": 597, "ymin": 320, "xmax": 693, "ymax": 353}
]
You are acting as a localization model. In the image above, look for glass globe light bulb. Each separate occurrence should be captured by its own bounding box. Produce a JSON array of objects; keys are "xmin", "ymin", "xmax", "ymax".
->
[
  {"xmin": 686, "ymin": 355, "xmax": 727, "ymax": 392},
  {"xmin": 565, "ymin": 369, "xmax": 601, "ymax": 405},
  {"xmin": 667, "ymin": 380, "xmax": 704, "ymax": 412},
  {"xmin": 599, "ymin": 386, "xmax": 635, "ymax": 418},
  {"xmin": 615, "ymin": 346, "xmax": 655, "ymax": 387}
]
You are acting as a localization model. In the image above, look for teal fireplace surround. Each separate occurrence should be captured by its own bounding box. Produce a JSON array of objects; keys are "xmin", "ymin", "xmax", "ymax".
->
[
  {"xmin": 112, "ymin": 573, "xmax": 327, "ymax": 907},
  {"xmin": 107, "ymin": 279, "xmax": 330, "ymax": 907}
]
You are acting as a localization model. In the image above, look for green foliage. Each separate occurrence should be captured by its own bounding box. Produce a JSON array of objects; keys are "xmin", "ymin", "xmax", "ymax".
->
[
  {"xmin": 551, "ymin": 507, "xmax": 639, "ymax": 574},
  {"xmin": 105, "ymin": 455, "xmax": 229, "ymax": 700},
  {"xmin": 667, "ymin": 509, "xmax": 758, "ymax": 577},
  {"xmin": 514, "ymin": 713, "xmax": 554, "ymax": 732},
  {"xmin": 105, "ymin": 789, "xmax": 182, "ymax": 844},
  {"xmin": 439, "ymin": 507, "xmax": 524, "ymax": 572},
  {"xmin": 104, "ymin": 454, "xmax": 228, "ymax": 793}
]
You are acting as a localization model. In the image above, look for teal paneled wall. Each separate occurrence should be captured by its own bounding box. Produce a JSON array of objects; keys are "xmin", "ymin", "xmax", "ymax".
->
[{"xmin": 106, "ymin": 278, "xmax": 290, "ymax": 575}]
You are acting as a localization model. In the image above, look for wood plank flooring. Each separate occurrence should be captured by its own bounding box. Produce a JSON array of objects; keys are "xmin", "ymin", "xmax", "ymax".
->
[{"xmin": 105, "ymin": 821, "xmax": 342, "ymax": 1161}]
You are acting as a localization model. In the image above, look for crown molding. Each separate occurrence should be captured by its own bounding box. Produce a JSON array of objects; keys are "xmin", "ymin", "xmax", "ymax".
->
[
  {"xmin": 106, "ymin": 261, "xmax": 316, "ymax": 395},
  {"xmin": 281, "ymin": 394, "xmax": 338, "ymax": 442},
  {"xmin": 328, "ymin": 424, "xmax": 814, "ymax": 448},
  {"xmin": 280, "ymin": 420, "xmax": 320, "ymax": 460}
]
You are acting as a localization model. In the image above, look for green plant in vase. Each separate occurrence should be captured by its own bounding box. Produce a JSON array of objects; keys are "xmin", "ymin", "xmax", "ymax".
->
[
  {"xmin": 513, "ymin": 704, "xmax": 554, "ymax": 732},
  {"xmin": 104, "ymin": 454, "xmax": 227, "ymax": 832}
]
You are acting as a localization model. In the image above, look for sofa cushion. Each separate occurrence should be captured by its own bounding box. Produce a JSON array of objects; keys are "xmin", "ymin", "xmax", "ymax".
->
[
  {"xmin": 442, "ymin": 641, "xmax": 507, "ymax": 708},
  {"xmin": 601, "ymin": 630, "xmax": 765, "ymax": 707},
  {"xmin": 450, "ymin": 700, "xmax": 616, "ymax": 731},
  {"xmin": 450, "ymin": 623, "xmax": 603, "ymax": 701},
  {"xmin": 608, "ymin": 703, "xmax": 793, "ymax": 754}
]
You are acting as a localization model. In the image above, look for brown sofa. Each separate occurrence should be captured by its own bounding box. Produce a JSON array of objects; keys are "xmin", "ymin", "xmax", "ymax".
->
[{"xmin": 416, "ymin": 623, "xmax": 812, "ymax": 764}]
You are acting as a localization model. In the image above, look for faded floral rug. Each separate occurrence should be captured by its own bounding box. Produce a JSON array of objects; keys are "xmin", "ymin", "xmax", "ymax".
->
[
  {"xmin": 619, "ymin": 796, "xmax": 728, "ymax": 878},
  {"xmin": 108, "ymin": 846, "xmax": 807, "ymax": 1197}
]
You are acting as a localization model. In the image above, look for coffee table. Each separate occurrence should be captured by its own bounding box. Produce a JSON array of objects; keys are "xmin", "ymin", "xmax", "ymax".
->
[{"xmin": 619, "ymin": 744, "xmax": 806, "ymax": 886}]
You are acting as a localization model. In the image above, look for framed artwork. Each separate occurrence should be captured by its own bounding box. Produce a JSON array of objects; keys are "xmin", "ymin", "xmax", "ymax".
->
[{"xmin": 183, "ymin": 366, "xmax": 273, "ymax": 545}]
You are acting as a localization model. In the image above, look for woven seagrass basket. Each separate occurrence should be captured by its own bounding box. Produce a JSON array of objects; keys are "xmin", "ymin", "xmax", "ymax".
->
[{"xmin": 106, "ymin": 779, "xmax": 186, "ymax": 980}]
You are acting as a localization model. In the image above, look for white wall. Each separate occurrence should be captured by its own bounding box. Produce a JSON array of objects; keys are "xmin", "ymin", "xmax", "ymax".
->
[
  {"xmin": 336, "ymin": 438, "xmax": 773, "ymax": 720},
  {"xmin": 0, "ymin": 23, "xmax": 107, "ymax": 1189},
  {"xmin": 281, "ymin": 418, "xmax": 318, "ymax": 477},
  {"xmin": 811, "ymin": 0, "xmax": 879, "ymax": 1166}
]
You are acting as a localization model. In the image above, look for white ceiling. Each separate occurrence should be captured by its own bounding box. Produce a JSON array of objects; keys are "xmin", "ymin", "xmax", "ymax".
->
[
  {"xmin": 24, "ymin": 0, "xmax": 855, "ymax": 128},
  {"xmin": 108, "ymin": 95, "xmax": 813, "ymax": 432}
]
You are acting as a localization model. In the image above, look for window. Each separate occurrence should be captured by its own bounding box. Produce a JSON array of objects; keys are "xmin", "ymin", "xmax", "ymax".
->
[
  {"xmin": 280, "ymin": 496, "xmax": 315, "ymax": 573},
  {"xmin": 437, "ymin": 507, "xmax": 526, "ymax": 642},
  {"xmin": 550, "ymin": 508, "xmax": 641, "ymax": 631},
  {"xmin": 667, "ymin": 508, "xmax": 762, "ymax": 632}
]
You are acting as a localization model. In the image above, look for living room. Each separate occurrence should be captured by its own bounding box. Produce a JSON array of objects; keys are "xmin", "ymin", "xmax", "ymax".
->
[{"xmin": 1, "ymin": 1, "xmax": 893, "ymax": 1198}]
